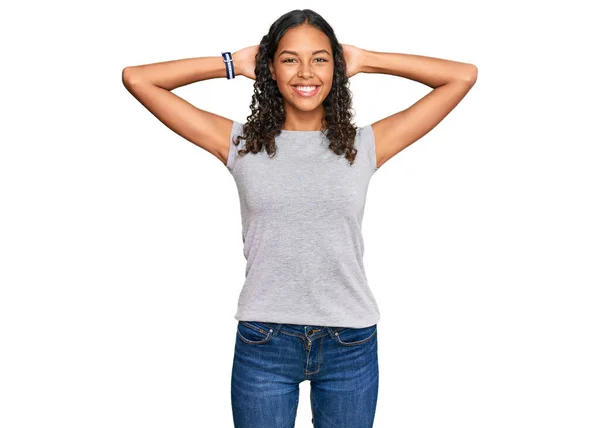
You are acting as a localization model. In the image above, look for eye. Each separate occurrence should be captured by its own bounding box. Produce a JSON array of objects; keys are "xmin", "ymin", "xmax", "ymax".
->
[{"xmin": 282, "ymin": 58, "xmax": 329, "ymax": 63}]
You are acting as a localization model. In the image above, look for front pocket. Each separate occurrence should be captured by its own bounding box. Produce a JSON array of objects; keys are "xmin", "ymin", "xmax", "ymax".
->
[
  {"xmin": 335, "ymin": 324, "xmax": 377, "ymax": 346},
  {"xmin": 237, "ymin": 321, "xmax": 273, "ymax": 345}
]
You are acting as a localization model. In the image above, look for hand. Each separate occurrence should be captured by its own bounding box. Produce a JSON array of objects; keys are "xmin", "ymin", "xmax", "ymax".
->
[
  {"xmin": 233, "ymin": 45, "xmax": 259, "ymax": 80},
  {"xmin": 341, "ymin": 44, "xmax": 365, "ymax": 78}
]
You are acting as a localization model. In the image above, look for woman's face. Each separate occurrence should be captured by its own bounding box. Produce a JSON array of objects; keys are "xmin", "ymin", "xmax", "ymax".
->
[{"xmin": 269, "ymin": 24, "xmax": 334, "ymax": 113}]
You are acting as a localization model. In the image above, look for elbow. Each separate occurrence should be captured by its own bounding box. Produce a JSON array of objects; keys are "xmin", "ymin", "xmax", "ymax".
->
[
  {"xmin": 122, "ymin": 66, "xmax": 140, "ymax": 87},
  {"xmin": 122, "ymin": 67, "xmax": 132, "ymax": 87},
  {"xmin": 464, "ymin": 64, "xmax": 478, "ymax": 85}
]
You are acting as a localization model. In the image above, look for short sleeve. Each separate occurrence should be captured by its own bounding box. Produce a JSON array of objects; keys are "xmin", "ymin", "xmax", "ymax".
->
[
  {"xmin": 226, "ymin": 121, "xmax": 245, "ymax": 174},
  {"xmin": 359, "ymin": 124, "xmax": 379, "ymax": 175}
]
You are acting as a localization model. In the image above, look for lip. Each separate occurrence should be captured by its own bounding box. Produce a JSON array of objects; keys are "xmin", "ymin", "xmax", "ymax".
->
[{"xmin": 291, "ymin": 85, "xmax": 321, "ymax": 98}]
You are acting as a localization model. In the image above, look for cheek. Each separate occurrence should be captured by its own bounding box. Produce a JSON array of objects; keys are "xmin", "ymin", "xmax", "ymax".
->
[
  {"xmin": 276, "ymin": 66, "xmax": 294, "ymax": 80},
  {"xmin": 275, "ymin": 73, "xmax": 293, "ymax": 90},
  {"xmin": 322, "ymin": 78, "xmax": 334, "ymax": 94},
  {"xmin": 319, "ymin": 69, "xmax": 334, "ymax": 85}
]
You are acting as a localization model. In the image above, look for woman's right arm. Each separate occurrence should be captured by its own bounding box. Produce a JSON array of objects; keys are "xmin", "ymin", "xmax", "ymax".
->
[{"xmin": 122, "ymin": 52, "xmax": 252, "ymax": 165}]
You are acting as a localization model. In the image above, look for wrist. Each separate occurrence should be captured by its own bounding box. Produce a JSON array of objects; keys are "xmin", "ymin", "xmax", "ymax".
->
[
  {"xmin": 220, "ymin": 52, "xmax": 236, "ymax": 79},
  {"xmin": 232, "ymin": 51, "xmax": 243, "ymax": 78},
  {"xmin": 359, "ymin": 49, "xmax": 375, "ymax": 74}
]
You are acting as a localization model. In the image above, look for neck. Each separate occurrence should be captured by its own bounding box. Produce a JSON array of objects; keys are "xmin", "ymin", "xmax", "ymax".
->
[{"xmin": 281, "ymin": 104, "xmax": 326, "ymax": 131}]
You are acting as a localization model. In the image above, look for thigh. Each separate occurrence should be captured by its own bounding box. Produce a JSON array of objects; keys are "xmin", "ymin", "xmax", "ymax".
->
[
  {"xmin": 310, "ymin": 324, "xmax": 379, "ymax": 428},
  {"xmin": 230, "ymin": 321, "xmax": 301, "ymax": 428}
]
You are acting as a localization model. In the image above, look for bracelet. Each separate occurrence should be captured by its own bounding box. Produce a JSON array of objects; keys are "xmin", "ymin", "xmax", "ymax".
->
[{"xmin": 221, "ymin": 52, "xmax": 235, "ymax": 79}]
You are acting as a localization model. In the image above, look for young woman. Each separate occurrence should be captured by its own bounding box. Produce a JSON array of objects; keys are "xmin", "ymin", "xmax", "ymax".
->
[{"xmin": 123, "ymin": 9, "xmax": 476, "ymax": 428}]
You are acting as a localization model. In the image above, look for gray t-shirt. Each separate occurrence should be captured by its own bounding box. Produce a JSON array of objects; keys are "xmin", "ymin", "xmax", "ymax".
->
[{"xmin": 225, "ymin": 121, "xmax": 380, "ymax": 328}]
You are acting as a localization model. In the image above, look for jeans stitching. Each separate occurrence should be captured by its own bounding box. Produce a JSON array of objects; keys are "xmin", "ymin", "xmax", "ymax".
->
[
  {"xmin": 305, "ymin": 336, "xmax": 324, "ymax": 376},
  {"xmin": 335, "ymin": 327, "xmax": 377, "ymax": 347},
  {"xmin": 237, "ymin": 322, "xmax": 272, "ymax": 344}
]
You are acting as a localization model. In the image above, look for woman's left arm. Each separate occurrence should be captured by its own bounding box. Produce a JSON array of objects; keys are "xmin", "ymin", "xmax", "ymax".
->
[{"xmin": 348, "ymin": 47, "xmax": 477, "ymax": 169}]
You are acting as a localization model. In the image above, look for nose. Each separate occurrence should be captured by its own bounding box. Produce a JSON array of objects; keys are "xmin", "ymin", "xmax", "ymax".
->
[{"xmin": 298, "ymin": 62, "xmax": 314, "ymax": 79}]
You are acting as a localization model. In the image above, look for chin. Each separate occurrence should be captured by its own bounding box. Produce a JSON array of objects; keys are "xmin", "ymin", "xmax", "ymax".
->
[{"xmin": 291, "ymin": 103, "xmax": 324, "ymax": 112}]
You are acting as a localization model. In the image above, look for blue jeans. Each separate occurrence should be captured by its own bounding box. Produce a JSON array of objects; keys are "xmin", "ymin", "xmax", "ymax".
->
[{"xmin": 231, "ymin": 321, "xmax": 379, "ymax": 427}]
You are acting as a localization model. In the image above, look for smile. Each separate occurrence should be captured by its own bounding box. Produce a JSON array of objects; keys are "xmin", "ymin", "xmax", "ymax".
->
[{"xmin": 291, "ymin": 85, "xmax": 320, "ymax": 97}]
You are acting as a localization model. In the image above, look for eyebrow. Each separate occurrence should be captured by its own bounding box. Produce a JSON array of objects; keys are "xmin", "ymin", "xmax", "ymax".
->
[{"xmin": 278, "ymin": 49, "xmax": 331, "ymax": 57}]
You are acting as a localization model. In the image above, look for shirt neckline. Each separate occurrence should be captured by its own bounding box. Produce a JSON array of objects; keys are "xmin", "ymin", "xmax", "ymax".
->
[{"xmin": 278, "ymin": 129, "xmax": 325, "ymax": 134}]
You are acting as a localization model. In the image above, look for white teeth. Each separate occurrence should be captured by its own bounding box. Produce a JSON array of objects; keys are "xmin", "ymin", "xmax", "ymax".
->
[{"xmin": 295, "ymin": 86, "xmax": 317, "ymax": 92}]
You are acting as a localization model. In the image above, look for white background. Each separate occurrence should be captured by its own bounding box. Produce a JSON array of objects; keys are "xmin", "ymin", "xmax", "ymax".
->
[{"xmin": 1, "ymin": 1, "xmax": 599, "ymax": 427}]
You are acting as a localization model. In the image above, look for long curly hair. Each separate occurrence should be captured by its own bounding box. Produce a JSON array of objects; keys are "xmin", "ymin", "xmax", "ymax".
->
[{"xmin": 233, "ymin": 9, "xmax": 359, "ymax": 166}]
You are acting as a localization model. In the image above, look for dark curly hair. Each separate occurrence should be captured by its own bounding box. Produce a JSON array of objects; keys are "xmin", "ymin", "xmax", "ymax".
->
[{"xmin": 233, "ymin": 9, "xmax": 360, "ymax": 166}]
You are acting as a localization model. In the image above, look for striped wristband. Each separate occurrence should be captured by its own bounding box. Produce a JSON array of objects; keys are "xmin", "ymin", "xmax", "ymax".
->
[{"xmin": 221, "ymin": 52, "xmax": 236, "ymax": 79}]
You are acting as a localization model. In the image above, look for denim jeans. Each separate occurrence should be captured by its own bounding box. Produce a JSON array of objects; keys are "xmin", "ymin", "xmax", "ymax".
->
[{"xmin": 231, "ymin": 321, "xmax": 379, "ymax": 427}]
